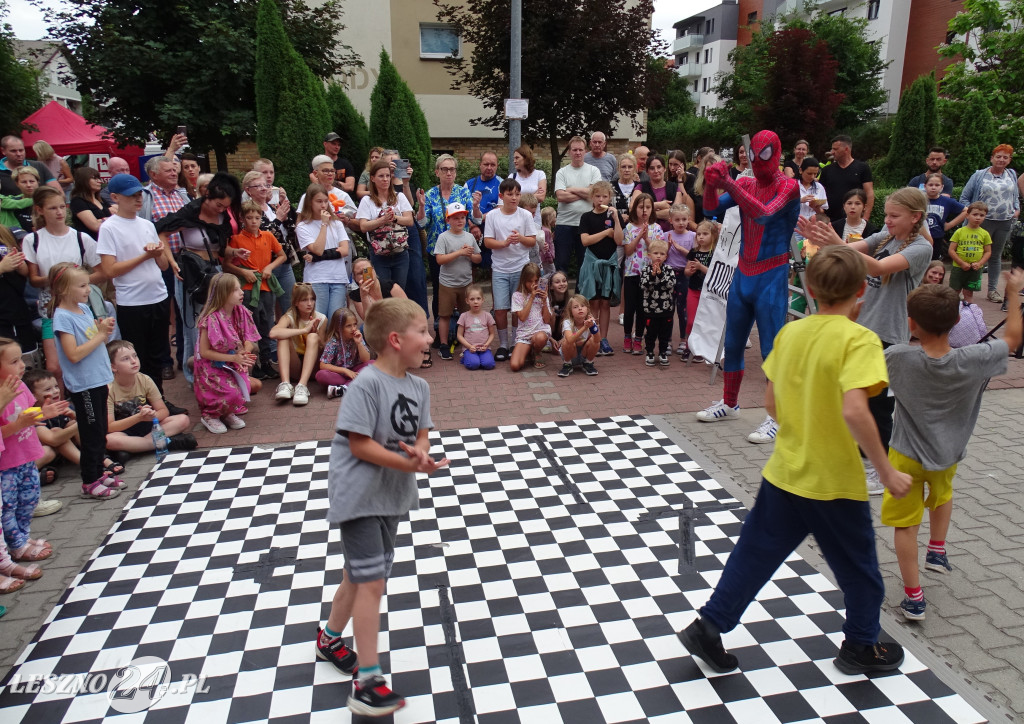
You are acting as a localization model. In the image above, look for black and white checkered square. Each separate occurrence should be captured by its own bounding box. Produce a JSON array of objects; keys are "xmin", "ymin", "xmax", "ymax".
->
[{"xmin": 0, "ymin": 416, "xmax": 983, "ymax": 723}]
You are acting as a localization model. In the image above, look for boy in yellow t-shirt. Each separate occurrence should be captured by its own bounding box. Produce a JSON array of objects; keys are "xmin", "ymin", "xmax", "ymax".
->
[
  {"xmin": 947, "ymin": 202, "xmax": 992, "ymax": 304},
  {"xmin": 680, "ymin": 245, "xmax": 913, "ymax": 677}
]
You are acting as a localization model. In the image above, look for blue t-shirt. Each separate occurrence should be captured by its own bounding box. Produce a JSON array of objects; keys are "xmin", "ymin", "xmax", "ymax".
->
[
  {"xmin": 465, "ymin": 175, "xmax": 501, "ymax": 218},
  {"xmin": 52, "ymin": 304, "xmax": 114, "ymax": 393},
  {"xmin": 925, "ymin": 195, "xmax": 965, "ymax": 244}
]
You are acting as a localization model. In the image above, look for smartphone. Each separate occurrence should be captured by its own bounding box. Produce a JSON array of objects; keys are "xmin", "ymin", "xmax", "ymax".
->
[
  {"xmin": 394, "ymin": 159, "xmax": 410, "ymax": 179},
  {"xmin": 538, "ymin": 276, "xmax": 548, "ymax": 292},
  {"xmin": 270, "ymin": 188, "xmax": 280, "ymax": 205},
  {"xmin": 176, "ymin": 125, "xmax": 187, "ymax": 136},
  {"xmin": 361, "ymin": 266, "xmax": 375, "ymax": 283}
]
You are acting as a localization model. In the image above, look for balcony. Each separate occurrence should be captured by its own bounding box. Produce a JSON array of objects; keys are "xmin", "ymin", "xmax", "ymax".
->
[
  {"xmin": 676, "ymin": 62, "xmax": 701, "ymax": 79},
  {"xmin": 672, "ymin": 34, "xmax": 704, "ymax": 54}
]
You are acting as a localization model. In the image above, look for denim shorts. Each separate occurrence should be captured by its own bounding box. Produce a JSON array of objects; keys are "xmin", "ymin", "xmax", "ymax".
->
[{"xmin": 491, "ymin": 270, "xmax": 520, "ymax": 311}]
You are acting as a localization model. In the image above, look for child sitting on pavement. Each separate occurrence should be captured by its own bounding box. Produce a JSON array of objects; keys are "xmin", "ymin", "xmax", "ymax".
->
[
  {"xmin": 456, "ymin": 284, "xmax": 496, "ymax": 370},
  {"xmin": 881, "ymin": 273, "xmax": 1022, "ymax": 621},
  {"xmin": 680, "ymin": 245, "xmax": 912, "ymax": 677},
  {"xmin": 105, "ymin": 341, "xmax": 196, "ymax": 455}
]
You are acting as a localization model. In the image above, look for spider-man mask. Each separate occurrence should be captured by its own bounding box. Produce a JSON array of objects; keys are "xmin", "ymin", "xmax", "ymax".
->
[{"xmin": 749, "ymin": 130, "xmax": 782, "ymax": 184}]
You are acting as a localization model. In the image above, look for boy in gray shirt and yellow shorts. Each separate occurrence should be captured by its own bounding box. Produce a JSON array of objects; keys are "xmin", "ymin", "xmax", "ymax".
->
[
  {"xmin": 313, "ymin": 298, "xmax": 449, "ymax": 716},
  {"xmin": 882, "ymin": 272, "xmax": 1022, "ymax": 621}
]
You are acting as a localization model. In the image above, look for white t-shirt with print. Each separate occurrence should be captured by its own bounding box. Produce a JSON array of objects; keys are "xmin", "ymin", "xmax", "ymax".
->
[
  {"xmin": 96, "ymin": 215, "xmax": 168, "ymax": 306},
  {"xmin": 484, "ymin": 207, "xmax": 537, "ymax": 275}
]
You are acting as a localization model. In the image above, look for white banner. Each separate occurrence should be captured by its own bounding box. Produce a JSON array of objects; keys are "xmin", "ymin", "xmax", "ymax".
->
[{"xmin": 688, "ymin": 206, "xmax": 741, "ymax": 362}]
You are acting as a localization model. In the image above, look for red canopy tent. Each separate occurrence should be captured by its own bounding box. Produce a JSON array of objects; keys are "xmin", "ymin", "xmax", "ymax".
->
[{"xmin": 20, "ymin": 101, "xmax": 144, "ymax": 177}]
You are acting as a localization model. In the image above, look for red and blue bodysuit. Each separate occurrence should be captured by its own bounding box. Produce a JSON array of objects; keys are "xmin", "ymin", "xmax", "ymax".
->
[{"xmin": 702, "ymin": 131, "xmax": 799, "ymax": 407}]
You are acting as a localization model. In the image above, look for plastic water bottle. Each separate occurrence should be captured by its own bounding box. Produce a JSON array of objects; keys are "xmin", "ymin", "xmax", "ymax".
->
[{"xmin": 152, "ymin": 419, "xmax": 168, "ymax": 463}]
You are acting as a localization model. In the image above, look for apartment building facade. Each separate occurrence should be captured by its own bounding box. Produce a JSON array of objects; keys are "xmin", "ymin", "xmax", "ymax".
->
[{"xmin": 671, "ymin": 0, "xmax": 739, "ymax": 117}]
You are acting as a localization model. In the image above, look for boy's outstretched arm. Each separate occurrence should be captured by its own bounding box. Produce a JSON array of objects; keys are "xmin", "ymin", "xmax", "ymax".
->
[
  {"xmin": 1004, "ymin": 269, "xmax": 1024, "ymax": 352},
  {"xmin": 841, "ymin": 388, "xmax": 912, "ymax": 498}
]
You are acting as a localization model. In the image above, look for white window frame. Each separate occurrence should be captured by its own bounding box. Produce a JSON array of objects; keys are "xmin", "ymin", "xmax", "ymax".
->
[{"xmin": 419, "ymin": 23, "xmax": 461, "ymax": 60}]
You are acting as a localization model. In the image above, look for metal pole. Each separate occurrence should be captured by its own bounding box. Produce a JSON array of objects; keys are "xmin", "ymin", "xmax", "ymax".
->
[{"xmin": 509, "ymin": 0, "xmax": 522, "ymax": 168}]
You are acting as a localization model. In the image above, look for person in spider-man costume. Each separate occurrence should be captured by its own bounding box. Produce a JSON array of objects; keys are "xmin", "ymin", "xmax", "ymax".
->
[{"xmin": 696, "ymin": 130, "xmax": 799, "ymax": 443}]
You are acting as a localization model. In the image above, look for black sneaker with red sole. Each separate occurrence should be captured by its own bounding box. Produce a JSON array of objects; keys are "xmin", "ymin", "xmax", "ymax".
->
[
  {"xmin": 314, "ymin": 628, "xmax": 358, "ymax": 675},
  {"xmin": 348, "ymin": 675, "xmax": 405, "ymax": 716}
]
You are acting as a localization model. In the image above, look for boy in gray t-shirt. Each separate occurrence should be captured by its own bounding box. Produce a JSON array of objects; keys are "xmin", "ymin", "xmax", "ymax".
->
[
  {"xmin": 433, "ymin": 202, "xmax": 481, "ymax": 360},
  {"xmin": 314, "ymin": 298, "xmax": 449, "ymax": 716},
  {"xmin": 881, "ymin": 275, "xmax": 1022, "ymax": 623}
]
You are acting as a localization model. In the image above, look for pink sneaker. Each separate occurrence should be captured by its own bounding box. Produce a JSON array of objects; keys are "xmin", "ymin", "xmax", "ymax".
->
[{"xmin": 632, "ymin": 338, "xmax": 643, "ymax": 355}]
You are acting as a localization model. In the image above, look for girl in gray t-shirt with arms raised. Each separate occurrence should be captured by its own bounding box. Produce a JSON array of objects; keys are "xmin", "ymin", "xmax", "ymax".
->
[{"xmin": 798, "ymin": 187, "xmax": 933, "ymax": 492}]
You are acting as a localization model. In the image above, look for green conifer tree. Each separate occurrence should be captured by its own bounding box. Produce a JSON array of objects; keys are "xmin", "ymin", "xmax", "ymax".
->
[
  {"xmin": 326, "ymin": 83, "xmax": 370, "ymax": 174},
  {"xmin": 876, "ymin": 75, "xmax": 937, "ymax": 186},
  {"xmin": 369, "ymin": 50, "xmax": 433, "ymax": 191},
  {"xmin": 255, "ymin": 0, "xmax": 330, "ymax": 198},
  {"xmin": 944, "ymin": 94, "xmax": 999, "ymax": 184}
]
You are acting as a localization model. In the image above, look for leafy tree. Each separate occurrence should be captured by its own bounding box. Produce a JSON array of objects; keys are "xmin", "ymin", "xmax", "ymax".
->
[
  {"xmin": 368, "ymin": 50, "xmax": 433, "ymax": 191},
  {"xmin": 0, "ymin": 1, "xmax": 43, "ymax": 136},
  {"xmin": 939, "ymin": 0, "xmax": 1024, "ymax": 157},
  {"xmin": 874, "ymin": 75, "xmax": 937, "ymax": 186},
  {"xmin": 326, "ymin": 83, "xmax": 370, "ymax": 174},
  {"xmin": 434, "ymin": 0, "xmax": 664, "ymax": 165},
  {"xmin": 753, "ymin": 28, "xmax": 842, "ymax": 153},
  {"xmin": 46, "ymin": 0, "xmax": 357, "ymax": 169},
  {"xmin": 940, "ymin": 93, "xmax": 998, "ymax": 183},
  {"xmin": 646, "ymin": 64, "xmax": 735, "ymax": 154},
  {"xmin": 715, "ymin": 6, "xmax": 887, "ymax": 142},
  {"xmin": 255, "ymin": 0, "xmax": 330, "ymax": 198}
]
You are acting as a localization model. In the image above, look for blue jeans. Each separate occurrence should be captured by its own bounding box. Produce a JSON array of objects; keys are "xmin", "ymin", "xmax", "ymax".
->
[
  {"xmin": 405, "ymin": 238, "xmax": 430, "ymax": 319},
  {"xmin": 369, "ymin": 248, "xmax": 410, "ymax": 291},
  {"xmin": 491, "ymin": 270, "xmax": 520, "ymax": 311},
  {"xmin": 701, "ymin": 479, "xmax": 884, "ymax": 646},
  {"xmin": 462, "ymin": 349, "xmax": 495, "ymax": 370},
  {"xmin": 312, "ymin": 282, "xmax": 348, "ymax": 322}
]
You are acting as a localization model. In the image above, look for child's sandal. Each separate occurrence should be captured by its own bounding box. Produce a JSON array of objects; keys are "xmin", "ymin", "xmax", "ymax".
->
[
  {"xmin": 0, "ymin": 575, "xmax": 25, "ymax": 594},
  {"xmin": 103, "ymin": 458, "xmax": 126, "ymax": 476},
  {"xmin": 81, "ymin": 477, "xmax": 121, "ymax": 500},
  {"xmin": 11, "ymin": 540, "xmax": 52, "ymax": 562},
  {"xmin": 0, "ymin": 561, "xmax": 41, "ymax": 580}
]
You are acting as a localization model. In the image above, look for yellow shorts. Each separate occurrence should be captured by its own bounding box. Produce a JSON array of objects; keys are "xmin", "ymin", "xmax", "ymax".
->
[{"xmin": 880, "ymin": 448, "xmax": 956, "ymax": 528}]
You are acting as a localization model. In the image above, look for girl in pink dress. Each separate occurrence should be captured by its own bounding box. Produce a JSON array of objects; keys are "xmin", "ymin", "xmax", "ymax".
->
[{"xmin": 194, "ymin": 274, "xmax": 263, "ymax": 434}]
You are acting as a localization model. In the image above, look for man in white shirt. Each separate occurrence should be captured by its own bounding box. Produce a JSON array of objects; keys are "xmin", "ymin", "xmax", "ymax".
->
[{"xmin": 554, "ymin": 136, "xmax": 601, "ymax": 276}]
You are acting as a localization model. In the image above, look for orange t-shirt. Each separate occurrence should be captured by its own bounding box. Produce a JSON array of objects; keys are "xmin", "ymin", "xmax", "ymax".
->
[{"xmin": 228, "ymin": 229, "xmax": 282, "ymax": 291}]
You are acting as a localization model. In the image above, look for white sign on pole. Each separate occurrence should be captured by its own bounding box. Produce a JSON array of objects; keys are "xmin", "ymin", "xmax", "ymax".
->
[{"xmin": 504, "ymin": 99, "xmax": 529, "ymax": 120}]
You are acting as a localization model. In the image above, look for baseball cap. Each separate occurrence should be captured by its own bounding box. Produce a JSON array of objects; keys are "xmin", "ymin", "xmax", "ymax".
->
[
  {"xmin": 107, "ymin": 173, "xmax": 145, "ymax": 196},
  {"xmin": 324, "ymin": 132, "xmax": 341, "ymax": 143},
  {"xmin": 445, "ymin": 202, "xmax": 468, "ymax": 219}
]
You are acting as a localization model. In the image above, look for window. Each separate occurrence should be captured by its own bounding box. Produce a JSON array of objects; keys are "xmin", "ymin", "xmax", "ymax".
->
[
  {"xmin": 693, "ymin": 80, "xmax": 699, "ymax": 92},
  {"xmin": 867, "ymin": 0, "xmax": 880, "ymax": 19},
  {"xmin": 747, "ymin": 11, "xmax": 758, "ymax": 24},
  {"xmin": 705, "ymin": 18, "xmax": 715, "ymax": 34},
  {"xmin": 419, "ymin": 24, "xmax": 460, "ymax": 59},
  {"xmin": 828, "ymin": 8, "xmax": 846, "ymax": 16},
  {"xmin": 681, "ymin": 52, "xmax": 688, "ymax": 65},
  {"xmin": 702, "ymin": 77, "xmax": 709, "ymax": 92},
  {"xmin": 704, "ymin": 48, "xmax": 712, "ymax": 64}
]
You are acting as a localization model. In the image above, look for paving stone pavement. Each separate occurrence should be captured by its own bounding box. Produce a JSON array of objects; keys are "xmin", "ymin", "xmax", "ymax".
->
[{"xmin": 654, "ymin": 385, "xmax": 1024, "ymax": 723}]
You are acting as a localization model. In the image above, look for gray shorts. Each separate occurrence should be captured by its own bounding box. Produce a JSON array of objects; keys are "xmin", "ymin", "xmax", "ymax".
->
[{"xmin": 338, "ymin": 515, "xmax": 400, "ymax": 583}]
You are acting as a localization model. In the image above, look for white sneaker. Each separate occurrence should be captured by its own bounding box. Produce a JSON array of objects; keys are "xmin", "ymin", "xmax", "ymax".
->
[
  {"xmin": 223, "ymin": 414, "xmax": 246, "ymax": 430},
  {"xmin": 275, "ymin": 382, "xmax": 294, "ymax": 401},
  {"xmin": 864, "ymin": 460, "xmax": 884, "ymax": 495},
  {"xmin": 747, "ymin": 415, "xmax": 779, "ymax": 444},
  {"xmin": 327, "ymin": 385, "xmax": 345, "ymax": 400},
  {"xmin": 292, "ymin": 384, "xmax": 309, "ymax": 406},
  {"xmin": 696, "ymin": 399, "xmax": 741, "ymax": 422},
  {"xmin": 201, "ymin": 416, "xmax": 227, "ymax": 434}
]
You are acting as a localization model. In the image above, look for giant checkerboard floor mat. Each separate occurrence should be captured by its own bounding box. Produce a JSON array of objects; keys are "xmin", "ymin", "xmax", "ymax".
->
[{"xmin": 0, "ymin": 416, "xmax": 984, "ymax": 723}]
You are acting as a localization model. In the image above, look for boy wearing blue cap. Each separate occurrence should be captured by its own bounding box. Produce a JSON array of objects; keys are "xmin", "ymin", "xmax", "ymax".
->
[{"xmin": 97, "ymin": 174, "xmax": 170, "ymax": 395}]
